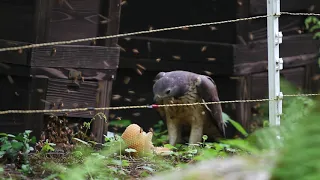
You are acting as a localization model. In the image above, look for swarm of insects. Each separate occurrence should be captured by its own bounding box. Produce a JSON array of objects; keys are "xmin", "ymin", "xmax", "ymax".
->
[{"xmin": 35, "ymin": 115, "xmax": 94, "ymax": 153}]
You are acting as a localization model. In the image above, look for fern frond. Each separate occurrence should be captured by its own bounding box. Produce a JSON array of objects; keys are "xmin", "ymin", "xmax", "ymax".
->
[{"xmin": 271, "ymin": 102, "xmax": 320, "ymax": 180}]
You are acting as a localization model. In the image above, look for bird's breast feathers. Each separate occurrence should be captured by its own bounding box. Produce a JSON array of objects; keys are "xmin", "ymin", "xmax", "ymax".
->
[{"xmin": 161, "ymin": 88, "xmax": 206, "ymax": 118}]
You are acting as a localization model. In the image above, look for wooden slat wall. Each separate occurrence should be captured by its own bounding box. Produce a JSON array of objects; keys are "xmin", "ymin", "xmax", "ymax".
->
[
  {"xmin": 248, "ymin": 15, "xmax": 306, "ymax": 42},
  {"xmin": 250, "ymin": 0, "xmax": 320, "ymax": 15},
  {"xmin": 119, "ymin": 0, "xmax": 238, "ymax": 43},
  {"xmin": 30, "ymin": 45, "xmax": 120, "ymax": 69},
  {"xmin": 233, "ymin": 34, "xmax": 320, "ymax": 75},
  {"xmin": 48, "ymin": 0, "xmax": 102, "ymax": 45},
  {"xmin": 91, "ymin": 0, "xmax": 122, "ymax": 142},
  {"xmin": 45, "ymin": 78, "xmax": 99, "ymax": 118},
  {"xmin": 0, "ymin": 75, "xmax": 31, "ymax": 134},
  {"xmin": 0, "ymin": 0, "xmax": 36, "ymax": 42},
  {"xmin": 0, "ymin": 40, "xmax": 30, "ymax": 66}
]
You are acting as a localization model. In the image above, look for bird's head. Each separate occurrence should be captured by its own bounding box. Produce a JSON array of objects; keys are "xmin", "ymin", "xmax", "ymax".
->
[{"xmin": 152, "ymin": 72, "xmax": 188, "ymax": 102}]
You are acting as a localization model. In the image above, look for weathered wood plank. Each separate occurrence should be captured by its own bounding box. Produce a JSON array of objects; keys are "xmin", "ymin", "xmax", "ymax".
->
[
  {"xmin": 105, "ymin": 0, "xmax": 121, "ymax": 47},
  {"xmin": 0, "ymin": 40, "xmax": 30, "ymax": 65},
  {"xmin": 25, "ymin": 77, "xmax": 48, "ymax": 139},
  {"xmin": 0, "ymin": 63, "xmax": 117, "ymax": 81},
  {"xmin": 118, "ymin": 36, "xmax": 234, "ymax": 64},
  {"xmin": 97, "ymin": 0, "xmax": 122, "ymax": 47},
  {"xmin": 250, "ymin": 67, "xmax": 306, "ymax": 100},
  {"xmin": 0, "ymin": 75, "xmax": 30, "ymax": 134},
  {"xmin": 234, "ymin": 34, "xmax": 320, "ymax": 65},
  {"xmin": 92, "ymin": 80, "xmax": 113, "ymax": 143},
  {"xmin": 48, "ymin": 0, "xmax": 101, "ymax": 45},
  {"xmin": 250, "ymin": 0, "xmax": 320, "ymax": 15},
  {"xmin": 33, "ymin": 0, "xmax": 53, "ymax": 43},
  {"xmin": 234, "ymin": 53, "xmax": 318, "ymax": 75},
  {"xmin": 236, "ymin": 0, "xmax": 250, "ymax": 44},
  {"xmin": 31, "ymin": 45, "xmax": 120, "ymax": 69},
  {"xmin": 31, "ymin": 67, "xmax": 117, "ymax": 81},
  {"xmin": 236, "ymin": 76, "xmax": 252, "ymax": 132},
  {"xmin": 44, "ymin": 78, "xmax": 99, "ymax": 118},
  {"xmin": 119, "ymin": 57, "xmax": 233, "ymax": 76},
  {"xmin": 119, "ymin": 0, "xmax": 238, "ymax": 43},
  {"xmin": 248, "ymin": 15, "xmax": 305, "ymax": 42},
  {"xmin": 240, "ymin": 67, "xmax": 307, "ymax": 132},
  {"xmin": 305, "ymin": 62, "xmax": 320, "ymax": 93},
  {"xmin": 0, "ymin": 0, "xmax": 35, "ymax": 42}
]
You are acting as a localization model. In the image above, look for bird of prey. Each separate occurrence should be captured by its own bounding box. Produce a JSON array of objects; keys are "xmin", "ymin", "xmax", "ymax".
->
[{"xmin": 152, "ymin": 70, "xmax": 226, "ymax": 145}]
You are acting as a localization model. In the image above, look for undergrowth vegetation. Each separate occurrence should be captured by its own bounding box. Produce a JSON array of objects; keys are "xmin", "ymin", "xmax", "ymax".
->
[{"xmin": 0, "ymin": 78, "xmax": 319, "ymax": 180}]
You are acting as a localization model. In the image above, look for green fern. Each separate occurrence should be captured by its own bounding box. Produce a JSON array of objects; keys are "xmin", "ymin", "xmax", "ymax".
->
[
  {"xmin": 245, "ymin": 78, "xmax": 320, "ymax": 179},
  {"xmin": 271, "ymin": 101, "xmax": 320, "ymax": 180}
]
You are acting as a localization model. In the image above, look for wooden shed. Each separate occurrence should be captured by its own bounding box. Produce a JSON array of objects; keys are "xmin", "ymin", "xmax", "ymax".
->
[
  {"xmin": 0, "ymin": 0, "xmax": 121, "ymax": 143},
  {"xmin": 110, "ymin": 0, "xmax": 320, "ymax": 136}
]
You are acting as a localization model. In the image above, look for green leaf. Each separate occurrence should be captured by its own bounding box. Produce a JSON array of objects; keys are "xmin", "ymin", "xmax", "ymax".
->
[
  {"xmin": 0, "ymin": 133, "xmax": 8, "ymax": 137},
  {"xmin": 14, "ymin": 134, "xmax": 24, "ymax": 142},
  {"xmin": 164, "ymin": 144, "xmax": 177, "ymax": 150},
  {"xmin": 1, "ymin": 142, "xmax": 12, "ymax": 151},
  {"xmin": 0, "ymin": 133, "xmax": 15, "ymax": 138},
  {"xmin": 111, "ymin": 159, "xmax": 130, "ymax": 167},
  {"xmin": 21, "ymin": 164, "xmax": 32, "ymax": 174},
  {"xmin": 30, "ymin": 136, "xmax": 37, "ymax": 144},
  {"xmin": 228, "ymin": 119, "xmax": 249, "ymax": 137},
  {"xmin": 11, "ymin": 141, "xmax": 23, "ymax": 150},
  {"xmin": 187, "ymin": 149, "xmax": 198, "ymax": 154},
  {"xmin": 313, "ymin": 32, "xmax": 320, "ymax": 39},
  {"xmin": 42, "ymin": 144, "xmax": 55, "ymax": 152},
  {"xmin": 309, "ymin": 24, "xmax": 320, "ymax": 32},
  {"xmin": 222, "ymin": 112, "xmax": 231, "ymax": 123},
  {"xmin": 108, "ymin": 120, "xmax": 131, "ymax": 127},
  {"xmin": 7, "ymin": 134, "xmax": 16, "ymax": 138},
  {"xmin": 263, "ymin": 120, "xmax": 269, "ymax": 127},
  {"xmin": 305, "ymin": 16, "xmax": 319, "ymax": 30},
  {"xmin": 194, "ymin": 149, "xmax": 218, "ymax": 161},
  {"xmin": 0, "ymin": 151, "xmax": 5, "ymax": 158},
  {"xmin": 220, "ymin": 139, "xmax": 259, "ymax": 154},
  {"xmin": 24, "ymin": 130, "xmax": 32, "ymax": 135}
]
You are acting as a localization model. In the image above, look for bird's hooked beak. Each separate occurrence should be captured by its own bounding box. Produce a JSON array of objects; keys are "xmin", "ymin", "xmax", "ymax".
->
[{"xmin": 153, "ymin": 94, "xmax": 161, "ymax": 103}]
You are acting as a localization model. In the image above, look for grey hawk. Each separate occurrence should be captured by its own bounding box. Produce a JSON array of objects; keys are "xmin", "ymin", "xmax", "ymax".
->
[{"xmin": 152, "ymin": 70, "xmax": 226, "ymax": 145}]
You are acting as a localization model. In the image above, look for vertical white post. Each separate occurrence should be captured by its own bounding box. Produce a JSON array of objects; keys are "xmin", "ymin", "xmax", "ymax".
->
[{"xmin": 267, "ymin": 0, "xmax": 283, "ymax": 127}]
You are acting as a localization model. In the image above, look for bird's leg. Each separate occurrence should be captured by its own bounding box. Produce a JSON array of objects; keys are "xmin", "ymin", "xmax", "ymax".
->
[
  {"xmin": 188, "ymin": 120, "xmax": 203, "ymax": 145},
  {"xmin": 166, "ymin": 118, "xmax": 181, "ymax": 146}
]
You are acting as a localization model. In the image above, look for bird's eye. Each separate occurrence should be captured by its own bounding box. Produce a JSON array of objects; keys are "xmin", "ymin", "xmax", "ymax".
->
[{"xmin": 165, "ymin": 89, "xmax": 171, "ymax": 94}]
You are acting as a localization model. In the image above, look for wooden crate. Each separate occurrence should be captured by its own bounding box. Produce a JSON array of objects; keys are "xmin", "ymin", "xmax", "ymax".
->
[
  {"xmin": 0, "ymin": 0, "xmax": 119, "ymax": 45},
  {"xmin": 0, "ymin": 0, "xmax": 122, "ymax": 143}
]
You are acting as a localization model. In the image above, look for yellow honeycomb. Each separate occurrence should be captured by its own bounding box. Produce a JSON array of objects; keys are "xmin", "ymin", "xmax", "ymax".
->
[{"xmin": 121, "ymin": 124, "xmax": 172, "ymax": 156}]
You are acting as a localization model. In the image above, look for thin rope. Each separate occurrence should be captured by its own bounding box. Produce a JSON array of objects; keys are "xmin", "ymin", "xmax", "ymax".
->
[
  {"xmin": 0, "ymin": 12, "xmax": 319, "ymax": 53},
  {"xmin": 0, "ymin": 14, "xmax": 271, "ymax": 52},
  {"xmin": 280, "ymin": 12, "xmax": 320, "ymax": 16},
  {"xmin": 0, "ymin": 93, "xmax": 318, "ymax": 115}
]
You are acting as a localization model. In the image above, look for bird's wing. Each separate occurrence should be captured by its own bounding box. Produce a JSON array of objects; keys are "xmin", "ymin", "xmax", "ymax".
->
[
  {"xmin": 153, "ymin": 72, "xmax": 168, "ymax": 123},
  {"xmin": 195, "ymin": 75, "xmax": 226, "ymax": 138}
]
